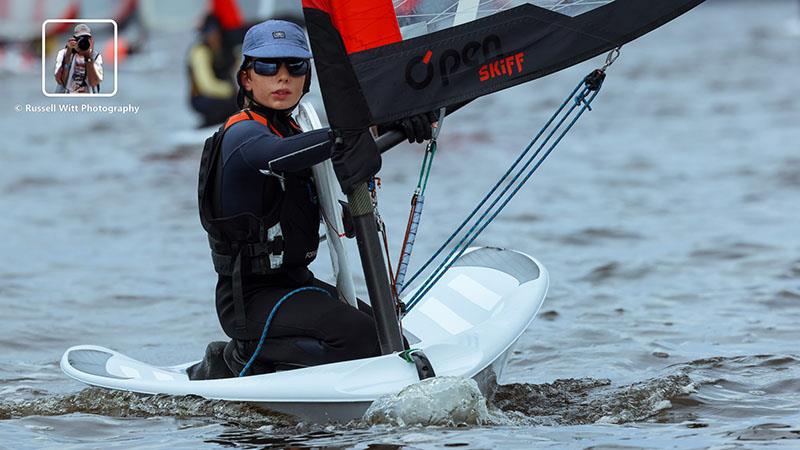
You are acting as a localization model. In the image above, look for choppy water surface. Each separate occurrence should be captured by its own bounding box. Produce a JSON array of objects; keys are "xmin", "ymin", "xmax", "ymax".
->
[{"xmin": 2, "ymin": 1, "xmax": 799, "ymax": 448}]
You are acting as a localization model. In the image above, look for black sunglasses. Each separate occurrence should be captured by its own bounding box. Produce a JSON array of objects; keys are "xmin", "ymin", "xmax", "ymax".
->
[{"xmin": 249, "ymin": 59, "xmax": 310, "ymax": 77}]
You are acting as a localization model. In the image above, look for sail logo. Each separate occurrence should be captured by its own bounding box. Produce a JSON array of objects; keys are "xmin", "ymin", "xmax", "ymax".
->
[
  {"xmin": 479, "ymin": 52, "xmax": 525, "ymax": 82},
  {"xmin": 404, "ymin": 35, "xmax": 504, "ymax": 90}
]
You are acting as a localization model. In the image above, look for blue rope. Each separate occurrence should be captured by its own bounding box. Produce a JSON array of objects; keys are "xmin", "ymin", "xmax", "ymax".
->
[
  {"xmin": 408, "ymin": 87, "xmax": 592, "ymax": 306},
  {"xmin": 400, "ymin": 80, "xmax": 584, "ymax": 293},
  {"xmin": 238, "ymin": 286, "xmax": 333, "ymax": 377},
  {"xmin": 405, "ymin": 76, "xmax": 603, "ymax": 312}
]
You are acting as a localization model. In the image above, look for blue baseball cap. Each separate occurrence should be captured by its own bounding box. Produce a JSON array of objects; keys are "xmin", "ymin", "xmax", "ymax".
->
[
  {"xmin": 241, "ymin": 20, "xmax": 311, "ymax": 61},
  {"xmin": 236, "ymin": 20, "xmax": 312, "ymax": 109}
]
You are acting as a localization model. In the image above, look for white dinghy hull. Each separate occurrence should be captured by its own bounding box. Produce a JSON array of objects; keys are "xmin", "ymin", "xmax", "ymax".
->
[{"xmin": 61, "ymin": 247, "xmax": 547, "ymax": 422}]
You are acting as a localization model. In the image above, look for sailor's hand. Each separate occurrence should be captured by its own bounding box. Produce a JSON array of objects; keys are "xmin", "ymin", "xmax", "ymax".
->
[
  {"xmin": 77, "ymin": 47, "xmax": 92, "ymax": 58},
  {"xmin": 398, "ymin": 111, "xmax": 438, "ymax": 144}
]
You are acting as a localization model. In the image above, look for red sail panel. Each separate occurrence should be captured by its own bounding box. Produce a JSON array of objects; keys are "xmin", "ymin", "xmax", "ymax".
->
[
  {"xmin": 303, "ymin": 0, "xmax": 402, "ymax": 130},
  {"xmin": 303, "ymin": 0, "xmax": 401, "ymax": 54}
]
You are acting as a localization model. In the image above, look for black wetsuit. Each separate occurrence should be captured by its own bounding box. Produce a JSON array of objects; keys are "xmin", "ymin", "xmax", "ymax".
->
[{"xmin": 192, "ymin": 105, "xmax": 380, "ymax": 379}]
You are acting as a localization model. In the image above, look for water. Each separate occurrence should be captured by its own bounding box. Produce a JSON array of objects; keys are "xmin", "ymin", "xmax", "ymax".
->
[{"xmin": 2, "ymin": 0, "xmax": 799, "ymax": 448}]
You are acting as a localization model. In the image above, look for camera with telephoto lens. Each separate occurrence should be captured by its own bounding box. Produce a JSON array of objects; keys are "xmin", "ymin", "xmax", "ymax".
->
[{"xmin": 76, "ymin": 35, "xmax": 91, "ymax": 51}]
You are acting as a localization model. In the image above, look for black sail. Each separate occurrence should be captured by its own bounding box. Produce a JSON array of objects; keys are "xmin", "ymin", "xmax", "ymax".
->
[{"xmin": 342, "ymin": 0, "xmax": 707, "ymax": 124}]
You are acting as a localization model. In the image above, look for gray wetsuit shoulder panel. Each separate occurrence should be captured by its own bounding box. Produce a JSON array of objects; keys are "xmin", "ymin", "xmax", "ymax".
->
[{"xmin": 452, "ymin": 247, "xmax": 540, "ymax": 284}]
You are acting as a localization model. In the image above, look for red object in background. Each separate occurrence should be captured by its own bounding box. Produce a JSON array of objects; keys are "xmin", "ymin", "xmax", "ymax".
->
[
  {"xmin": 102, "ymin": 35, "xmax": 128, "ymax": 66},
  {"xmin": 44, "ymin": 0, "xmax": 80, "ymax": 37},
  {"xmin": 212, "ymin": 0, "xmax": 244, "ymax": 30}
]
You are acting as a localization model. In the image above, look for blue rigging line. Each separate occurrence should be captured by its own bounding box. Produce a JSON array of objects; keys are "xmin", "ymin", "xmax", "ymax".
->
[
  {"xmin": 404, "ymin": 74, "xmax": 604, "ymax": 312},
  {"xmin": 400, "ymin": 81, "xmax": 585, "ymax": 293}
]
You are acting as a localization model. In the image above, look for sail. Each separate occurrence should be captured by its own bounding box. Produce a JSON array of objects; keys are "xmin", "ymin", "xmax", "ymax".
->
[
  {"xmin": 304, "ymin": 0, "xmax": 706, "ymax": 125},
  {"xmin": 303, "ymin": 0, "xmax": 403, "ymax": 130}
]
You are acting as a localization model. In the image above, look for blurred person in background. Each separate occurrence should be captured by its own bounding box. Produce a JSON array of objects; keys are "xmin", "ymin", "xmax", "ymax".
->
[
  {"xmin": 54, "ymin": 23, "xmax": 102, "ymax": 94},
  {"xmin": 188, "ymin": 14, "xmax": 239, "ymax": 127}
]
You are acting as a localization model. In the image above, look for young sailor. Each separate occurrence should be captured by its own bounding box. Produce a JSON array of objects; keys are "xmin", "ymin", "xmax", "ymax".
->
[{"xmin": 192, "ymin": 20, "xmax": 434, "ymax": 379}]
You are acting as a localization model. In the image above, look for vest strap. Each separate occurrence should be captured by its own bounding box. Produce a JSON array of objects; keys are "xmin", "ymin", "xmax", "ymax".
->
[
  {"xmin": 210, "ymin": 239, "xmax": 285, "ymax": 276},
  {"xmin": 231, "ymin": 249, "xmax": 246, "ymax": 334},
  {"xmin": 224, "ymin": 109, "xmax": 284, "ymax": 137}
]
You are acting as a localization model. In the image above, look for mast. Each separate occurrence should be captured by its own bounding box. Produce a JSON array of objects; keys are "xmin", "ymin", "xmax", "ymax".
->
[
  {"xmin": 348, "ymin": 183, "xmax": 405, "ymax": 353},
  {"xmin": 302, "ymin": 0, "xmax": 406, "ymax": 354}
]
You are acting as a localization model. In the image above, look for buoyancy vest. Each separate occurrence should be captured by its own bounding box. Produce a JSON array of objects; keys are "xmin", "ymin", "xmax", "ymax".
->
[{"xmin": 198, "ymin": 109, "xmax": 321, "ymax": 334}]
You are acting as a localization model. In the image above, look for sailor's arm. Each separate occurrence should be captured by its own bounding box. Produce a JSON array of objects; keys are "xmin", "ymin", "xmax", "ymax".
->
[
  {"xmin": 54, "ymin": 47, "xmax": 73, "ymax": 86},
  {"xmin": 236, "ymin": 109, "xmax": 437, "ymax": 174},
  {"xmin": 238, "ymin": 127, "xmax": 334, "ymax": 173},
  {"xmin": 83, "ymin": 53, "xmax": 102, "ymax": 88},
  {"xmin": 55, "ymin": 63, "xmax": 67, "ymax": 86}
]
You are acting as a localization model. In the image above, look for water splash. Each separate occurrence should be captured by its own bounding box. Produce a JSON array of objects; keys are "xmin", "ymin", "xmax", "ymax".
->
[
  {"xmin": 363, "ymin": 376, "xmax": 505, "ymax": 426},
  {"xmin": 3, "ymin": 353, "xmax": 797, "ymax": 438},
  {"xmin": 493, "ymin": 374, "xmax": 694, "ymax": 425},
  {"xmin": 0, "ymin": 387, "xmax": 295, "ymax": 428}
]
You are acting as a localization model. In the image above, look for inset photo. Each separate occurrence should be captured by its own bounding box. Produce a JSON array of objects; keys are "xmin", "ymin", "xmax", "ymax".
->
[{"xmin": 42, "ymin": 19, "xmax": 117, "ymax": 97}]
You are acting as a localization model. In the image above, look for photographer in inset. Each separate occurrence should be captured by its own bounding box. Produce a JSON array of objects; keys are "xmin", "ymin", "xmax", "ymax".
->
[{"xmin": 54, "ymin": 24, "xmax": 103, "ymax": 94}]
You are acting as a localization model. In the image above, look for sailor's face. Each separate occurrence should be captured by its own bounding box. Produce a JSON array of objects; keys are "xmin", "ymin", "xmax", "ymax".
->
[{"xmin": 241, "ymin": 64, "xmax": 305, "ymax": 110}]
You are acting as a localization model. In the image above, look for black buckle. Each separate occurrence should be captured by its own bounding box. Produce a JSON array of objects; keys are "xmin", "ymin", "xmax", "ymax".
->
[
  {"xmin": 271, "ymin": 235, "xmax": 284, "ymax": 254},
  {"xmin": 399, "ymin": 349, "xmax": 436, "ymax": 380},
  {"xmin": 339, "ymin": 200, "xmax": 356, "ymax": 238}
]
